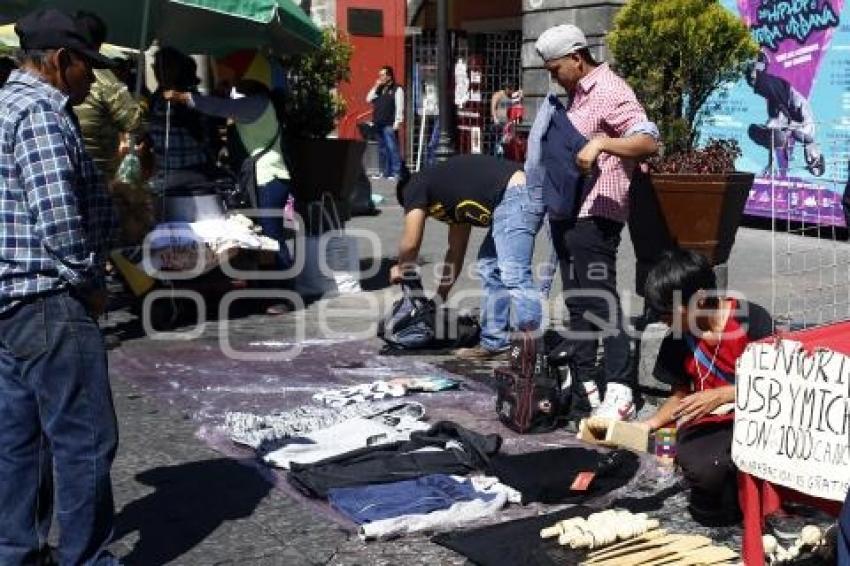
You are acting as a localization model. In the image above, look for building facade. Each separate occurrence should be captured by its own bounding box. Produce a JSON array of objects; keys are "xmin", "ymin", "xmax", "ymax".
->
[{"xmin": 408, "ymin": 0, "xmax": 624, "ymax": 125}]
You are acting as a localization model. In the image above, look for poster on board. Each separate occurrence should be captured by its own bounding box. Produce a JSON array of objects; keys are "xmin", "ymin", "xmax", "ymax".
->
[
  {"xmin": 701, "ymin": 0, "xmax": 850, "ymax": 226},
  {"xmin": 733, "ymin": 340, "xmax": 850, "ymax": 501}
]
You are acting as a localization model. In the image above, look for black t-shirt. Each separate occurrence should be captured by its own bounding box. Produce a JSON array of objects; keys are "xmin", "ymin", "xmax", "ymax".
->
[
  {"xmin": 402, "ymin": 155, "xmax": 522, "ymax": 227},
  {"xmin": 653, "ymin": 300, "xmax": 773, "ymax": 389}
]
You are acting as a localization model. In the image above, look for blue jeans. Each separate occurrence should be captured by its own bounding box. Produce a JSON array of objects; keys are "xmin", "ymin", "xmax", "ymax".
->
[
  {"xmin": 477, "ymin": 184, "xmax": 545, "ymax": 351},
  {"xmin": 377, "ymin": 126, "xmax": 402, "ymax": 178},
  {"xmin": 328, "ymin": 474, "xmax": 486, "ymax": 524},
  {"xmin": 257, "ymin": 178, "xmax": 294, "ymax": 271},
  {"xmin": 537, "ymin": 215, "xmax": 560, "ymax": 299},
  {"xmin": 0, "ymin": 292, "xmax": 119, "ymax": 565}
]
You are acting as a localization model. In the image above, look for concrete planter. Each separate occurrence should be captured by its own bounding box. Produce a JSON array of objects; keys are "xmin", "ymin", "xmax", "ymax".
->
[{"xmin": 629, "ymin": 171, "xmax": 754, "ymax": 292}]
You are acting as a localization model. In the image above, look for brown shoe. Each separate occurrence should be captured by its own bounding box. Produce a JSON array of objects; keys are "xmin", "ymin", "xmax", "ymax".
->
[{"xmin": 454, "ymin": 345, "xmax": 510, "ymax": 360}]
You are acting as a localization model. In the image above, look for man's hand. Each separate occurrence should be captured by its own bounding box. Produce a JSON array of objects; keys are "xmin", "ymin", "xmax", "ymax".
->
[
  {"xmin": 389, "ymin": 264, "xmax": 403, "ymax": 284},
  {"xmin": 162, "ymin": 90, "xmax": 190, "ymax": 104},
  {"xmin": 674, "ymin": 388, "xmax": 729, "ymax": 426},
  {"xmin": 576, "ymin": 138, "xmax": 604, "ymax": 173}
]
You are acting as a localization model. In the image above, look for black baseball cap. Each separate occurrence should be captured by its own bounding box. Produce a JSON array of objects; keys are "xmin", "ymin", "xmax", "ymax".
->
[{"xmin": 15, "ymin": 8, "xmax": 116, "ymax": 69}]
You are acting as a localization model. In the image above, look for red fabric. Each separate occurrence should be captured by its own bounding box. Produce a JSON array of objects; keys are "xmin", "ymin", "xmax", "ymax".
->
[
  {"xmin": 762, "ymin": 320, "xmax": 850, "ymax": 356},
  {"xmin": 739, "ymin": 472, "xmax": 842, "ymax": 565},
  {"xmin": 682, "ymin": 299, "xmax": 746, "ymax": 427},
  {"xmin": 740, "ymin": 320, "xmax": 849, "ymax": 564}
]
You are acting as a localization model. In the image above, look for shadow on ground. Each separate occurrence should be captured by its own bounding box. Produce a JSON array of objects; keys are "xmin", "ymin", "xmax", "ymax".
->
[{"xmin": 114, "ymin": 458, "xmax": 272, "ymax": 565}]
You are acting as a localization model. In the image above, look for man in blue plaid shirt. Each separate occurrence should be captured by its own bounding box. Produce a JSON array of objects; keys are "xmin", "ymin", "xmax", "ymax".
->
[{"xmin": 0, "ymin": 9, "xmax": 120, "ymax": 565}]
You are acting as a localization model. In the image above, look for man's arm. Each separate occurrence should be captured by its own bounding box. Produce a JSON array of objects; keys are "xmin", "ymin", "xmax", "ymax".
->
[
  {"xmin": 394, "ymin": 86, "xmax": 404, "ymax": 130},
  {"xmin": 490, "ymin": 92, "xmax": 500, "ymax": 121},
  {"xmin": 436, "ymin": 223, "xmax": 472, "ymax": 301},
  {"xmin": 576, "ymin": 134, "xmax": 658, "ymax": 172},
  {"xmin": 164, "ymin": 91, "xmax": 266, "ymax": 123},
  {"xmin": 674, "ymin": 385, "xmax": 735, "ymax": 426},
  {"xmin": 390, "ymin": 208, "xmax": 427, "ymax": 283},
  {"xmin": 576, "ymin": 90, "xmax": 659, "ymax": 171},
  {"xmin": 100, "ymin": 71, "xmax": 144, "ymax": 134},
  {"xmin": 16, "ymin": 104, "xmax": 98, "ymax": 288},
  {"xmin": 641, "ymin": 386, "xmax": 688, "ymax": 431},
  {"xmin": 366, "ymin": 85, "xmax": 378, "ymax": 103}
]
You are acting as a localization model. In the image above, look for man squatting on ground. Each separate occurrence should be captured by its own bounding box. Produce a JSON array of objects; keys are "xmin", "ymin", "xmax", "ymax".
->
[
  {"xmin": 390, "ymin": 154, "xmax": 545, "ymax": 359},
  {"xmin": 0, "ymin": 9, "xmax": 120, "ymax": 565},
  {"xmin": 535, "ymin": 25, "xmax": 659, "ymax": 421},
  {"xmin": 639, "ymin": 250, "xmax": 772, "ymax": 526}
]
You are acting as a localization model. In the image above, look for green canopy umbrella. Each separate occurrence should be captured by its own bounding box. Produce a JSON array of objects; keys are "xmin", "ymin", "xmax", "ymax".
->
[{"xmin": 0, "ymin": 0, "xmax": 322, "ymax": 55}]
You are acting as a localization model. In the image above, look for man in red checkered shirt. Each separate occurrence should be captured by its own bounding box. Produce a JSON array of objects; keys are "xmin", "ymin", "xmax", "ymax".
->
[{"xmin": 535, "ymin": 24, "xmax": 659, "ymax": 421}]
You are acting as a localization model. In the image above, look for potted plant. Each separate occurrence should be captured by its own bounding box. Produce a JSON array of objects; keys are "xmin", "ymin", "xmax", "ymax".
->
[
  {"xmin": 278, "ymin": 28, "xmax": 362, "ymax": 218},
  {"xmin": 608, "ymin": 0, "xmax": 759, "ymax": 272}
]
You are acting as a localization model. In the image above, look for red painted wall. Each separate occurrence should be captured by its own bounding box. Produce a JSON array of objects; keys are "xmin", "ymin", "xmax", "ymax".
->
[
  {"xmin": 415, "ymin": 0, "xmax": 521, "ymax": 28},
  {"xmin": 336, "ymin": 0, "xmax": 406, "ymax": 141}
]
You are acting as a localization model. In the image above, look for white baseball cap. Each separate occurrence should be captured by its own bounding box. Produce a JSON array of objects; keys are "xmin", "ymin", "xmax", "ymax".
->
[{"xmin": 535, "ymin": 24, "xmax": 588, "ymax": 62}]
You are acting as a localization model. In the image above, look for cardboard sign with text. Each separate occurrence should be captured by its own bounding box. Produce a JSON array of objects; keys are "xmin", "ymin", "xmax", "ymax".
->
[{"xmin": 733, "ymin": 340, "xmax": 850, "ymax": 502}]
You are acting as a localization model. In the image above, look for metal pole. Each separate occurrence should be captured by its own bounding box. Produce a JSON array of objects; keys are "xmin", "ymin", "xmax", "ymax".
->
[
  {"xmin": 134, "ymin": 0, "xmax": 151, "ymax": 97},
  {"xmin": 434, "ymin": 0, "xmax": 455, "ymax": 161}
]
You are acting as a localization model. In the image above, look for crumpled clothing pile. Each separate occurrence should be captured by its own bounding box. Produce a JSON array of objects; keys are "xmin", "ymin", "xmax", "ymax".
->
[
  {"xmin": 223, "ymin": 400, "xmax": 426, "ymax": 452},
  {"xmin": 312, "ymin": 376, "xmax": 459, "ymax": 407}
]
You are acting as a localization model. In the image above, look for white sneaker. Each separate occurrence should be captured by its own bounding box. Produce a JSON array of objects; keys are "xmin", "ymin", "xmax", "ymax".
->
[
  {"xmin": 580, "ymin": 380, "xmax": 601, "ymax": 410},
  {"xmin": 593, "ymin": 383, "xmax": 636, "ymax": 421}
]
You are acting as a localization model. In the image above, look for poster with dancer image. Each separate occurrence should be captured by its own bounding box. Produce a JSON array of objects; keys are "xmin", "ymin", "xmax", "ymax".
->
[{"xmin": 700, "ymin": 0, "xmax": 850, "ymax": 226}]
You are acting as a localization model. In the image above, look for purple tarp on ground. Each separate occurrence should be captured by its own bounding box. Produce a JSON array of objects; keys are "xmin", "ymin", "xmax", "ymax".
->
[{"xmin": 109, "ymin": 336, "xmax": 657, "ymax": 529}]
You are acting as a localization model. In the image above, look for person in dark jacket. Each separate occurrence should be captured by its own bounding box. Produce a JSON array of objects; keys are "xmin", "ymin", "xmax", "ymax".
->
[
  {"xmin": 367, "ymin": 65, "xmax": 404, "ymax": 180},
  {"xmin": 147, "ymin": 46, "xmax": 220, "ymax": 191}
]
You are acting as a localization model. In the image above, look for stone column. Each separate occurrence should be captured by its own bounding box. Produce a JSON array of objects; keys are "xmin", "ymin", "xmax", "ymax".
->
[{"xmin": 521, "ymin": 0, "xmax": 625, "ymax": 122}]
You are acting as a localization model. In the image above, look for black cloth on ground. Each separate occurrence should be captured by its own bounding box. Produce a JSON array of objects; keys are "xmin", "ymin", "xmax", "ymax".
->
[
  {"xmin": 488, "ymin": 447, "xmax": 639, "ymax": 504},
  {"xmin": 433, "ymin": 505, "xmax": 592, "ymax": 566},
  {"xmin": 287, "ymin": 421, "xmax": 502, "ymax": 499}
]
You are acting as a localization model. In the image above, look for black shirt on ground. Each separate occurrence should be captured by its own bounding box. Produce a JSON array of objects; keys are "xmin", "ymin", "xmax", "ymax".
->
[
  {"xmin": 488, "ymin": 447, "xmax": 639, "ymax": 504},
  {"xmin": 401, "ymin": 154, "xmax": 522, "ymax": 227}
]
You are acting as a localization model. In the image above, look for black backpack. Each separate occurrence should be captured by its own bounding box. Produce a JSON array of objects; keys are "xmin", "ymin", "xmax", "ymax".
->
[
  {"xmin": 378, "ymin": 280, "xmax": 480, "ymax": 352},
  {"xmin": 378, "ymin": 280, "xmax": 436, "ymax": 350}
]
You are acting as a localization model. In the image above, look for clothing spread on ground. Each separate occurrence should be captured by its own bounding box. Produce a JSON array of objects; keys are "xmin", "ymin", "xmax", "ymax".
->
[
  {"xmin": 488, "ymin": 447, "xmax": 640, "ymax": 504},
  {"xmin": 357, "ymin": 475, "xmax": 521, "ymax": 541},
  {"xmin": 263, "ymin": 415, "xmax": 429, "ymax": 469},
  {"xmin": 287, "ymin": 421, "xmax": 502, "ymax": 499},
  {"xmin": 312, "ymin": 377, "xmax": 460, "ymax": 407},
  {"xmin": 433, "ymin": 505, "xmax": 592, "ymax": 566},
  {"xmin": 653, "ymin": 300, "xmax": 773, "ymax": 426},
  {"xmin": 328, "ymin": 474, "xmax": 488, "ymax": 524},
  {"xmin": 223, "ymin": 401, "xmax": 426, "ymax": 450},
  {"xmin": 402, "ymin": 154, "xmax": 522, "ymax": 227}
]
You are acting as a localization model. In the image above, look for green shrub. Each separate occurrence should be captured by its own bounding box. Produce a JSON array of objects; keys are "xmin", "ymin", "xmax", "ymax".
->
[
  {"xmin": 279, "ymin": 27, "xmax": 353, "ymax": 139},
  {"xmin": 608, "ymin": 0, "xmax": 758, "ymax": 156}
]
